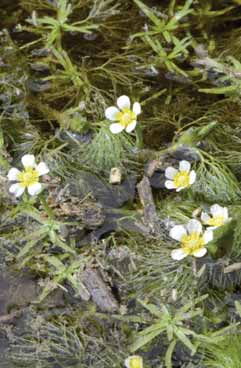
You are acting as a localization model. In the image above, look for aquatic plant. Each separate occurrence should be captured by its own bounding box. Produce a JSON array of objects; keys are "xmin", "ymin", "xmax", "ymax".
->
[
  {"xmin": 24, "ymin": 0, "xmax": 105, "ymax": 49},
  {"xmin": 169, "ymin": 219, "xmax": 213, "ymax": 260},
  {"xmin": 13, "ymin": 204, "xmax": 76, "ymax": 264},
  {"xmin": 8, "ymin": 320, "xmax": 86, "ymax": 367},
  {"xmin": 83, "ymin": 124, "xmax": 134, "ymax": 172},
  {"xmin": 131, "ymin": 0, "xmax": 193, "ymax": 76},
  {"xmin": 191, "ymin": 153, "xmax": 241, "ymax": 203},
  {"xmin": 7, "ymin": 154, "xmax": 49, "ymax": 197},
  {"xmin": 130, "ymin": 295, "xmax": 235, "ymax": 368},
  {"xmin": 203, "ymin": 334, "xmax": 241, "ymax": 368},
  {"xmin": 165, "ymin": 160, "xmax": 196, "ymax": 192},
  {"xmin": 201, "ymin": 204, "xmax": 231, "ymax": 230},
  {"xmin": 105, "ymin": 95, "xmax": 141, "ymax": 134}
]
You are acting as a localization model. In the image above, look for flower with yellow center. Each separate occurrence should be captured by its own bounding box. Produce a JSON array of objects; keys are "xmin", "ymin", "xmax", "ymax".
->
[
  {"xmin": 7, "ymin": 154, "xmax": 49, "ymax": 197},
  {"xmin": 165, "ymin": 160, "xmax": 196, "ymax": 192},
  {"xmin": 201, "ymin": 204, "xmax": 230, "ymax": 230},
  {"xmin": 169, "ymin": 219, "xmax": 213, "ymax": 260},
  {"xmin": 125, "ymin": 355, "xmax": 143, "ymax": 368},
  {"xmin": 105, "ymin": 95, "xmax": 141, "ymax": 134}
]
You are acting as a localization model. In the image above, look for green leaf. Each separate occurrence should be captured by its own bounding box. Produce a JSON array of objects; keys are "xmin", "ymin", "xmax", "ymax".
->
[
  {"xmin": 17, "ymin": 228, "xmax": 47, "ymax": 258},
  {"xmin": 174, "ymin": 327, "xmax": 197, "ymax": 355},
  {"xmin": 178, "ymin": 294, "xmax": 208, "ymax": 314},
  {"xmin": 165, "ymin": 339, "xmax": 177, "ymax": 368},
  {"xmin": 64, "ymin": 24, "xmax": 98, "ymax": 33},
  {"xmin": 130, "ymin": 327, "xmax": 165, "ymax": 352},
  {"xmin": 54, "ymin": 236, "xmax": 76, "ymax": 254},
  {"xmin": 133, "ymin": 0, "xmax": 161, "ymax": 27},
  {"xmin": 198, "ymin": 85, "xmax": 238, "ymax": 95},
  {"xmin": 167, "ymin": 324, "xmax": 174, "ymax": 341},
  {"xmin": 46, "ymin": 255, "xmax": 65, "ymax": 270},
  {"xmin": 138, "ymin": 321, "xmax": 168, "ymax": 337},
  {"xmin": 138, "ymin": 300, "xmax": 163, "ymax": 318}
]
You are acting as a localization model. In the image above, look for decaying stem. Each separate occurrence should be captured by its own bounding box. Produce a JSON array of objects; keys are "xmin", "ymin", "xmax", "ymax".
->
[{"xmin": 137, "ymin": 176, "xmax": 161, "ymax": 235}]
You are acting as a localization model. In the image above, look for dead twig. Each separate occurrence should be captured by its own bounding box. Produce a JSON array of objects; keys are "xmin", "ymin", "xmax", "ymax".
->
[{"xmin": 137, "ymin": 176, "xmax": 161, "ymax": 235}]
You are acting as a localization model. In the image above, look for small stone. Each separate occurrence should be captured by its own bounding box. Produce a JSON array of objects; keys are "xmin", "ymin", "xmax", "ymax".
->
[
  {"xmin": 172, "ymin": 289, "xmax": 177, "ymax": 302},
  {"xmin": 109, "ymin": 167, "xmax": 122, "ymax": 184}
]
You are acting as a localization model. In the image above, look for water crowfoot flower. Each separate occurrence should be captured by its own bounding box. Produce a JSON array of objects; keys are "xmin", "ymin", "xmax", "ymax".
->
[
  {"xmin": 165, "ymin": 160, "xmax": 196, "ymax": 192},
  {"xmin": 170, "ymin": 219, "xmax": 213, "ymax": 260},
  {"xmin": 125, "ymin": 355, "xmax": 143, "ymax": 368},
  {"xmin": 7, "ymin": 154, "xmax": 49, "ymax": 197},
  {"xmin": 105, "ymin": 95, "xmax": 141, "ymax": 134},
  {"xmin": 201, "ymin": 204, "xmax": 230, "ymax": 230}
]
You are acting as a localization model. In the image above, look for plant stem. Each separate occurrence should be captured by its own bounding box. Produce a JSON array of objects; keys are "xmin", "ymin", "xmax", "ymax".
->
[
  {"xmin": 40, "ymin": 195, "xmax": 55, "ymax": 219},
  {"xmin": 192, "ymin": 258, "xmax": 197, "ymax": 276}
]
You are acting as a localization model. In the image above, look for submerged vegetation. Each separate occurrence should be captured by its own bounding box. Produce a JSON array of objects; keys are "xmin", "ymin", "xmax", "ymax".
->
[{"xmin": 1, "ymin": 0, "xmax": 241, "ymax": 367}]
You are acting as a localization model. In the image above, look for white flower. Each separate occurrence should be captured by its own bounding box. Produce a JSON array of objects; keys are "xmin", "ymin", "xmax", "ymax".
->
[
  {"xmin": 125, "ymin": 355, "xmax": 143, "ymax": 368},
  {"xmin": 201, "ymin": 204, "xmax": 230, "ymax": 230},
  {"xmin": 105, "ymin": 95, "xmax": 141, "ymax": 134},
  {"xmin": 165, "ymin": 160, "xmax": 196, "ymax": 192},
  {"xmin": 169, "ymin": 219, "xmax": 213, "ymax": 260},
  {"xmin": 7, "ymin": 154, "xmax": 49, "ymax": 197}
]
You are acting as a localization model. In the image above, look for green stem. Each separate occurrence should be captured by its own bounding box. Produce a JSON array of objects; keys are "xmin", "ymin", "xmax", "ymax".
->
[
  {"xmin": 40, "ymin": 195, "xmax": 55, "ymax": 219},
  {"xmin": 192, "ymin": 258, "xmax": 197, "ymax": 276}
]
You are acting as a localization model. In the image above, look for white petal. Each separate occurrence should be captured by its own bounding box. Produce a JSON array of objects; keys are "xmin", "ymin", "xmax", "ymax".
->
[
  {"xmin": 169, "ymin": 225, "xmax": 187, "ymax": 241},
  {"xmin": 176, "ymin": 186, "xmax": 185, "ymax": 192},
  {"xmin": 9, "ymin": 183, "xmax": 25, "ymax": 197},
  {"xmin": 165, "ymin": 180, "xmax": 176, "ymax": 189},
  {"xmin": 105, "ymin": 106, "xmax": 119, "ymax": 121},
  {"xmin": 27, "ymin": 182, "xmax": 42, "ymax": 196},
  {"xmin": 125, "ymin": 120, "xmax": 136, "ymax": 133},
  {"xmin": 21, "ymin": 154, "xmax": 35, "ymax": 168},
  {"xmin": 133, "ymin": 102, "xmax": 141, "ymax": 115},
  {"xmin": 203, "ymin": 230, "xmax": 213, "ymax": 244},
  {"xmin": 36, "ymin": 162, "xmax": 49, "ymax": 176},
  {"xmin": 7, "ymin": 168, "xmax": 21, "ymax": 181},
  {"xmin": 186, "ymin": 219, "xmax": 202, "ymax": 235},
  {"xmin": 201, "ymin": 212, "xmax": 210, "ymax": 223},
  {"xmin": 189, "ymin": 170, "xmax": 196, "ymax": 185},
  {"xmin": 171, "ymin": 248, "xmax": 187, "ymax": 260},
  {"xmin": 109, "ymin": 123, "xmax": 125, "ymax": 134},
  {"xmin": 165, "ymin": 167, "xmax": 178, "ymax": 180},
  {"xmin": 193, "ymin": 248, "xmax": 207, "ymax": 258},
  {"xmin": 117, "ymin": 95, "xmax": 130, "ymax": 110},
  {"xmin": 124, "ymin": 357, "xmax": 131, "ymax": 368},
  {"xmin": 179, "ymin": 160, "xmax": 190, "ymax": 172},
  {"xmin": 210, "ymin": 204, "xmax": 223, "ymax": 217}
]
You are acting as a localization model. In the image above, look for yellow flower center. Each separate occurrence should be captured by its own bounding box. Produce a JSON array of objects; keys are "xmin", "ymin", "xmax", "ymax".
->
[
  {"xmin": 116, "ymin": 108, "xmax": 136, "ymax": 128},
  {"xmin": 173, "ymin": 171, "xmax": 190, "ymax": 189},
  {"xmin": 181, "ymin": 232, "xmax": 205, "ymax": 255},
  {"xmin": 207, "ymin": 215, "xmax": 225, "ymax": 227},
  {"xmin": 17, "ymin": 167, "xmax": 39, "ymax": 188},
  {"xmin": 128, "ymin": 357, "xmax": 143, "ymax": 368}
]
